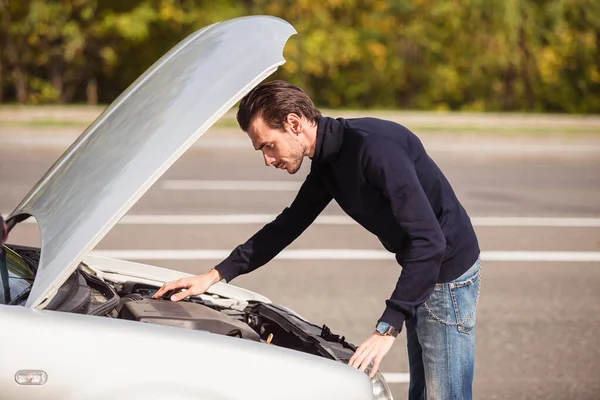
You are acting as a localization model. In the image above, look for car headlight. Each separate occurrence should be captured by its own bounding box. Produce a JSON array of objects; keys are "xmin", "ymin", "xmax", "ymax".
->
[{"xmin": 370, "ymin": 371, "xmax": 394, "ymax": 400}]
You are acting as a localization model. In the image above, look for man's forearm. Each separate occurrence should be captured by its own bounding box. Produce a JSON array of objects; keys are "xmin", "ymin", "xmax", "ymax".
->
[{"xmin": 379, "ymin": 244, "xmax": 445, "ymax": 331}]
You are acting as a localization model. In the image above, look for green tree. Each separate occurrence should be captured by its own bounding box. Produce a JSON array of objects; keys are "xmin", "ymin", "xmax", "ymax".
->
[{"xmin": 0, "ymin": 0, "xmax": 598, "ymax": 112}]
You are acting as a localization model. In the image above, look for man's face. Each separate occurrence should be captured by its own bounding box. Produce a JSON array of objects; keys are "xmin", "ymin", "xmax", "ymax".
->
[{"xmin": 247, "ymin": 116, "xmax": 306, "ymax": 174}]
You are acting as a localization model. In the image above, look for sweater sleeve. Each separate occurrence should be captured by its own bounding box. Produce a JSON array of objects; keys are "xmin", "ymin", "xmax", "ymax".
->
[
  {"xmin": 363, "ymin": 138, "xmax": 446, "ymax": 332},
  {"xmin": 214, "ymin": 169, "xmax": 333, "ymax": 282}
]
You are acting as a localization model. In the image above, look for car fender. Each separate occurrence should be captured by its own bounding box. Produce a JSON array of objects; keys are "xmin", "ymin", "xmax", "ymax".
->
[{"xmin": 0, "ymin": 305, "xmax": 374, "ymax": 400}]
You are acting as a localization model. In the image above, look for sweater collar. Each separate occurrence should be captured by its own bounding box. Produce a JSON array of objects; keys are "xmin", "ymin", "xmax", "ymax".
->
[{"xmin": 312, "ymin": 116, "xmax": 344, "ymax": 163}]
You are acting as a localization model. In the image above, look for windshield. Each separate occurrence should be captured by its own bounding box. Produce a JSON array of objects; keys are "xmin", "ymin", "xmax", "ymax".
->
[{"xmin": 0, "ymin": 245, "xmax": 35, "ymax": 305}]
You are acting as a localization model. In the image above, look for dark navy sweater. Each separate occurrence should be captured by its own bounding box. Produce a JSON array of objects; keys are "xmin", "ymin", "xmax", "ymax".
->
[{"xmin": 215, "ymin": 117, "xmax": 480, "ymax": 332}]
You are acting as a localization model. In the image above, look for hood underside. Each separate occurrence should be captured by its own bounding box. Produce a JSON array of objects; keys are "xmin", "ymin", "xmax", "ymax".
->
[{"xmin": 8, "ymin": 16, "xmax": 296, "ymax": 309}]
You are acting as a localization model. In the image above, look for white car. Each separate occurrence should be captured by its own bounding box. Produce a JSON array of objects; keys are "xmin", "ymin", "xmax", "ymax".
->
[{"xmin": 0, "ymin": 16, "xmax": 393, "ymax": 400}]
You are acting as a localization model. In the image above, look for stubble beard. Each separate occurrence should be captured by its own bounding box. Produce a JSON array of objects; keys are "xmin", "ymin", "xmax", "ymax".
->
[
  {"xmin": 286, "ymin": 136, "xmax": 306, "ymax": 174},
  {"xmin": 288, "ymin": 157, "xmax": 303, "ymax": 174}
]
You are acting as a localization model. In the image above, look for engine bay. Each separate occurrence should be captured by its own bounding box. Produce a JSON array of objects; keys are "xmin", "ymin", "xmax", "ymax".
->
[
  {"xmin": 3, "ymin": 244, "xmax": 356, "ymax": 364},
  {"xmin": 111, "ymin": 280, "xmax": 357, "ymax": 362}
]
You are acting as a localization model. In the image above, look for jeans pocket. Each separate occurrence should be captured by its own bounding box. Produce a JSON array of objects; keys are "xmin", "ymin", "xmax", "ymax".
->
[
  {"xmin": 449, "ymin": 266, "xmax": 481, "ymax": 334},
  {"xmin": 423, "ymin": 260, "xmax": 481, "ymax": 334}
]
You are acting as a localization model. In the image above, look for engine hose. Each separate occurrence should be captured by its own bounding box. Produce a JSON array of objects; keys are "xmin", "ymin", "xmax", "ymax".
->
[
  {"xmin": 80, "ymin": 270, "xmax": 121, "ymax": 316},
  {"xmin": 226, "ymin": 329, "xmax": 243, "ymax": 338},
  {"xmin": 89, "ymin": 295, "xmax": 120, "ymax": 316}
]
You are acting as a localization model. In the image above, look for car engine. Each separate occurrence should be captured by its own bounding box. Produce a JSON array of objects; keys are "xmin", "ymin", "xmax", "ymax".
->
[
  {"xmin": 5, "ymin": 244, "xmax": 357, "ymax": 364},
  {"xmin": 118, "ymin": 297, "xmax": 261, "ymax": 341}
]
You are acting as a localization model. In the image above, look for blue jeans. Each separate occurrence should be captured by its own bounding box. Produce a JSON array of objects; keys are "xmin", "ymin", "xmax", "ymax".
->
[{"xmin": 406, "ymin": 257, "xmax": 481, "ymax": 400}]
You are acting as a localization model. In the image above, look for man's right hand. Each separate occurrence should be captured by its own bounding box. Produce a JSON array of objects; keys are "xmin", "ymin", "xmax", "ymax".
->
[{"xmin": 152, "ymin": 268, "xmax": 223, "ymax": 302}]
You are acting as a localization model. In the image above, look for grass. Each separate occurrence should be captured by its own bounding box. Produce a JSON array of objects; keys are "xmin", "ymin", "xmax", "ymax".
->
[
  {"xmin": 1, "ymin": 120, "xmax": 598, "ymax": 135},
  {"xmin": 1, "ymin": 106, "xmax": 598, "ymax": 135}
]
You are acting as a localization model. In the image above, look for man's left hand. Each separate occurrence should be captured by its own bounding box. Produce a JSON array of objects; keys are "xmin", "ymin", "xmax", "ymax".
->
[{"xmin": 348, "ymin": 332, "xmax": 396, "ymax": 377}]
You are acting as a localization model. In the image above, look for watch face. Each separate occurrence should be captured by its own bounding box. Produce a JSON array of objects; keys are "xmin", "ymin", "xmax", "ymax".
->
[{"xmin": 376, "ymin": 322, "xmax": 390, "ymax": 334}]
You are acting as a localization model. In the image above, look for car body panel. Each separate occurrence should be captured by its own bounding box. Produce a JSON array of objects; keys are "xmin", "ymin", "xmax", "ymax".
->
[
  {"xmin": 7, "ymin": 16, "xmax": 296, "ymax": 310},
  {"xmin": 82, "ymin": 254, "xmax": 272, "ymax": 303},
  {"xmin": 0, "ymin": 305, "xmax": 375, "ymax": 400}
]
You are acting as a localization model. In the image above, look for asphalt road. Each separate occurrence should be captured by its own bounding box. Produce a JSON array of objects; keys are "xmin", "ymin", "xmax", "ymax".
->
[{"xmin": 1, "ymin": 128, "xmax": 599, "ymax": 399}]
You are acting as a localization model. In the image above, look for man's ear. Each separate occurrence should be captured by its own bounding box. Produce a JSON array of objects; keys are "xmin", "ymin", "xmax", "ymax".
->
[{"xmin": 285, "ymin": 113, "xmax": 302, "ymax": 134}]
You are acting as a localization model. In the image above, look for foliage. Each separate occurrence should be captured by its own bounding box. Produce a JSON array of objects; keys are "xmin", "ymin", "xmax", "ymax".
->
[{"xmin": 0, "ymin": 0, "xmax": 598, "ymax": 112}]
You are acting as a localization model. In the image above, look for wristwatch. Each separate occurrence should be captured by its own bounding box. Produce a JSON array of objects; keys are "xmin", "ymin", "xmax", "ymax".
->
[{"xmin": 375, "ymin": 321, "xmax": 399, "ymax": 337}]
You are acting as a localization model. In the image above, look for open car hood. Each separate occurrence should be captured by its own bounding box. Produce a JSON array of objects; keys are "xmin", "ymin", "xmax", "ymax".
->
[{"xmin": 7, "ymin": 16, "xmax": 296, "ymax": 309}]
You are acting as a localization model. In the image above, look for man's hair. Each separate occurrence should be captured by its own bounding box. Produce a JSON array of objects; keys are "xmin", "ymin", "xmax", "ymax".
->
[{"xmin": 236, "ymin": 80, "xmax": 321, "ymax": 132}]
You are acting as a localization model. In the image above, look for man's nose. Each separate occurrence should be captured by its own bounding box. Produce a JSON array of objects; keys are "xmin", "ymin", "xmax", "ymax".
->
[{"xmin": 263, "ymin": 153, "xmax": 275, "ymax": 167}]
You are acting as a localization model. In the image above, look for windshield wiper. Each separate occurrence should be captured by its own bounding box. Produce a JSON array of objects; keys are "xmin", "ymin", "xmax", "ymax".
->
[
  {"xmin": 8, "ymin": 286, "xmax": 31, "ymax": 305},
  {"xmin": 1, "ymin": 248, "xmax": 10, "ymax": 303},
  {"xmin": 1, "ymin": 216, "xmax": 11, "ymax": 303}
]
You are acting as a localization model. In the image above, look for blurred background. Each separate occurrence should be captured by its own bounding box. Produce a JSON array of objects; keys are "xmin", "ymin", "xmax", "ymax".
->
[
  {"xmin": 0, "ymin": 0, "xmax": 599, "ymax": 112},
  {"xmin": 1, "ymin": 1, "xmax": 599, "ymax": 400}
]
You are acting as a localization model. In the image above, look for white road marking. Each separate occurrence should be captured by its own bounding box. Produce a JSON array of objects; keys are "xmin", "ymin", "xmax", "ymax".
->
[
  {"xmin": 10, "ymin": 212, "xmax": 600, "ymax": 227},
  {"xmin": 483, "ymin": 251, "xmax": 600, "ymax": 262},
  {"xmin": 89, "ymin": 249, "xmax": 600, "ymax": 262},
  {"xmin": 15, "ymin": 214, "xmax": 597, "ymax": 227},
  {"xmin": 472, "ymin": 217, "xmax": 600, "ymax": 227},
  {"xmin": 122, "ymin": 215, "xmax": 598, "ymax": 227},
  {"xmin": 162, "ymin": 180, "xmax": 302, "ymax": 191},
  {"xmin": 381, "ymin": 373, "xmax": 410, "ymax": 384}
]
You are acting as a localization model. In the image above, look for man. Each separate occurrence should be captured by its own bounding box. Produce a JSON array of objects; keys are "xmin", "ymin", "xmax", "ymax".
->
[{"xmin": 154, "ymin": 80, "xmax": 481, "ymax": 399}]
